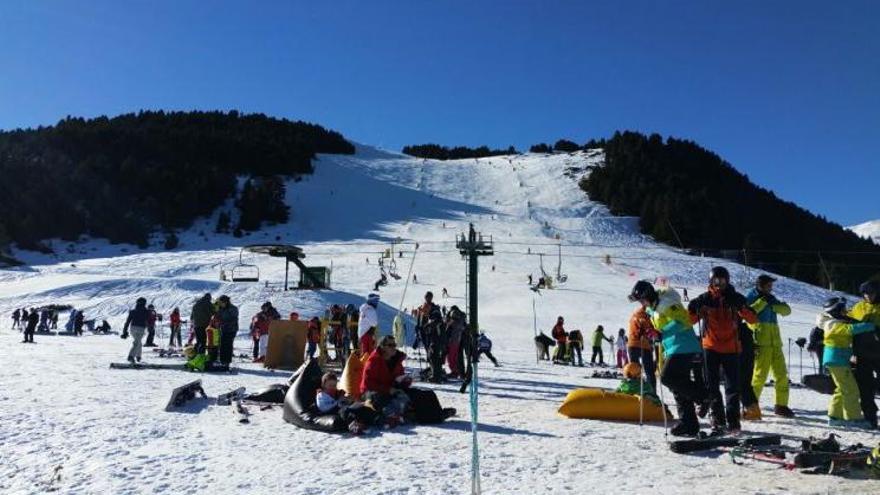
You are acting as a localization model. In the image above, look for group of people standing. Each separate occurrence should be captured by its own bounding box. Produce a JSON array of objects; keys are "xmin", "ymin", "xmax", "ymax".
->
[{"xmin": 626, "ymin": 267, "xmax": 880, "ymax": 436}]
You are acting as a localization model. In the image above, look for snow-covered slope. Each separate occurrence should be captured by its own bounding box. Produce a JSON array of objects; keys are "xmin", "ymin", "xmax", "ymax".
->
[
  {"xmin": 1, "ymin": 146, "xmax": 876, "ymax": 495},
  {"xmin": 849, "ymin": 219, "xmax": 880, "ymax": 245}
]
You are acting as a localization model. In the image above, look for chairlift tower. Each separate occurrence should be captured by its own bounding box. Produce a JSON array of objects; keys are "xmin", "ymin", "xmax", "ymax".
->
[{"xmin": 455, "ymin": 223, "xmax": 493, "ymax": 495}]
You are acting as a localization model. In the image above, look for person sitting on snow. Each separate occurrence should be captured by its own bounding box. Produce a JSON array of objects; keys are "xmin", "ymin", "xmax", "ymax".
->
[
  {"xmin": 616, "ymin": 362, "xmax": 661, "ymax": 406},
  {"xmin": 316, "ymin": 372, "xmax": 379, "ymax": 435},
  {"xmin": 360, "ymin": 335, "xmax": 412, "ymax": 428}
]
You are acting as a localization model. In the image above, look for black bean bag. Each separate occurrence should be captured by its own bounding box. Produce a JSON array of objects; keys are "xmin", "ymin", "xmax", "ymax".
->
[
  {"xmin": 404, "ymin": 387, "xmax": 451, "ymax": 424},
  {"xmin": 282, "ymin": 359, "xmax": 347, "ymax": 432},
  {"xmin": 245, "ymin": 383, "xmax": 289, "ymax": 404}
]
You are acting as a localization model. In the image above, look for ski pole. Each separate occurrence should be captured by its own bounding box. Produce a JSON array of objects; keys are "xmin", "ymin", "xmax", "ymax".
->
[
  {"xmin": 657, "ymin": 366, "xmax": 669, "ymax": 441},
  {"xmin": 787, "ymin": 338, "xmax": 792, "ymax": 379},
  {"xmin": 639, "ymin": 360, "xmax": 645, "ymax": 427}
]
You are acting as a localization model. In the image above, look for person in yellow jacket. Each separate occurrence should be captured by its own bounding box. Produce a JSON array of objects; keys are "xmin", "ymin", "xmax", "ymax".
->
[
  {"xmin": 746, "ymin": 275, "xmax": 794, "ymax": 418},
  {"xmin": 848, "ymin": 280, "xmax": 880, "ymax": 429},
  {"xmin": 817, "ymin": 296, "xmax": 875, "ymax": 428}
]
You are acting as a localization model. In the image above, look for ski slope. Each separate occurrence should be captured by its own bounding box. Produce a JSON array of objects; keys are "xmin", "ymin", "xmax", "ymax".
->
[
  {"xmin": 1, "ymin": 146, "xmax": 877, "ymax": 494},
  {"xmin": 849, "ymin": 219, "xmax": 880, "ymax": 246}
]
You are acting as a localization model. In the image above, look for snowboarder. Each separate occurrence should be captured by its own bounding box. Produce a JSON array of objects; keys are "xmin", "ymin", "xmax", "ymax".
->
[
  {"xmin": 122, "ymin": 297, "xmax": 150, "ymax": 363},
  {"xmin": 412, "ymin": 273, "xmax": 418, "ymax": 284},
  {"xmin": 628, "ymin": 306, "xmax": 658, "ymax": 390},
  {"xmin": 817, "ymin": 296, "xmax": 875, "ymax": 428},
  {"xmin": 144, "ymin": 304, "xmax": 158, "ymax": 346},
  {"xmin": 590, "ymin": 325, "xmax": 612, "ymax": 366},
  {"xmin": 476, "ymin": 332, "xmax": 500, "ymax": 366},
  {"xmin": 97, "ymin": 319, "xmax": 111, "ymax": 334},
  {"xmin": 11, "ymin": 308, "xmax": 20, "ymax": 329},
  {"xmin": 168, "ymin": 307, "xmax": 182, "ymax": 348},
  {"xmin": 615, "ymin": 328, "xmax": 628, "ymax": 368},
  {"xmin": 358, "ymin": 293, "xmax": 380, "ymax": 355},
  {"xmin": 746, "ymin": 274, "xmax": 794, "ymax": 419},
  {"xmin": 23, "ymin": 308, "xmax": 38, "ymax": 343},
  {"xmin": 442, "ymin": 288, "xmax": 449, "ymax": 299},
  {"xmin": 630, "ymin": 280, "xmax": 707, "ymax": 437},
  {"xmin": 215, "ymin": 295, "xmax": 238, "ymax": 366},
  {"xmin": 190, "ymin": 293, "xmax": 213, "ymax": 353},
  {"xmin": 848, "ymin": 280, "xmax": 880, "ymax": 429},
  {"xmin": 551, "ymin": 317, "xmax": 568, "ymax": 364},
  {"xmin": 688, "ymin": 266, "xmax": 758, "ymax": 434}
]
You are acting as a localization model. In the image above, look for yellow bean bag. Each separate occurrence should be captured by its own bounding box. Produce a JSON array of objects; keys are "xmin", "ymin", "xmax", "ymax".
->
[
  {"xmin": 340, "ymin": 353, "xmax": 365, "ymax": 399},
  {"xmin": 558, "ymin": 388, "xmax": 666, "ymax": 422}
]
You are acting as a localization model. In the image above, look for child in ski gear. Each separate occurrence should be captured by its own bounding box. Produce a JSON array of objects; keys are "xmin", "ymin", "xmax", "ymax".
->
[
  {"xmin": 817, "ymin": 296, "xmax": 874, "ymax": 427},
  {"xmin": 169, "ymin": 307, "xmax": 182, "ymax": 348},
  {"xmin": 143, "ymin": 304, "xmax": 157, "ymax": 346},
  {"xmin": 316, "ymin": 372, "xmax": 379, "ymax": 434},
  {"xmin": 616, "ymin": 362, "xmax": 661, "ymax": 405},
  {"xmin": 628, "ymin": 306, "xmax": 658, "ymax": 389},
  {"xmin": 615, "ymin": 328, "xmax": 628, "ymax": 368},
  {"xmin": 590, "ymin": 325, "xmax": 612, "ymax": 366},
  {"xmin": 307, "ymin": 317, "xmax": 321, "ymax": 359},
  {"xmin": 361, "ymin": 336, "xmax": 412, "ymax": 427},
  {"xmin": 445, "ymin": 306, "xmax": 466, "ymax": 377},
  {"xmin": 205, "ymin": 314, "xmax": 222, "ymax": 364},
  {"xmin": 123, "ymin": 298, "xmax": 150, "ymax": 363},
  {"xmin": 687, "ymin": 266, "xmax": 758, "ymax": 433},
  {"xmin": 848, "ymin": 280, "xmax": 880, "ymax": 429},
  {"xmin": 630, "ymin": 280, "xmax": 706, "ymax": 437},
  {"xmin": 358, "ymin": 293, "xmax": 380, "ymax": 355},
  {"xmin": 476, "ymin": 332, "xmax": 500, "ymax": 366},
  {"xmin": 552, "ymin": 316, "xmax": 568, "ymax": 364},
  {"xmin": 746, "ymin": 274, "xmax": 794, "ymax": 418},
  {"xmin": 568, "ymin": 329, "xmax": 584, "ymax": 366},
  {"xmin": 250, "ymin": 307, "xmax": 271, "ymax": 363}
]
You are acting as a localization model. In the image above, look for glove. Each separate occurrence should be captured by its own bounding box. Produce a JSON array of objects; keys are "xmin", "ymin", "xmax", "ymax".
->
[
  {"xmin": 395, "ymin": 375, "xmax": 413, "ymax": 388},
  {"xmin": 121, "ymin": 331, "xmax": 129, "ymax": 339}
]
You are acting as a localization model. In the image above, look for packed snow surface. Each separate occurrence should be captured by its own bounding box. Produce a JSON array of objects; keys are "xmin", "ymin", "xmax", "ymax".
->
[{"xmin": 1, "ymin": 147, "xmax": 877, "ymax": 494}]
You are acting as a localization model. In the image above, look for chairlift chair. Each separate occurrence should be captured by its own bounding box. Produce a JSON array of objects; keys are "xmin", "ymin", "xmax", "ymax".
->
[
  {"xmin": 231, "ymin": 248, "xmax": 260, "ymax": 282},
  {"xmin": 556, "ymin": 244, "xmax": 568, "ymax": 284}
]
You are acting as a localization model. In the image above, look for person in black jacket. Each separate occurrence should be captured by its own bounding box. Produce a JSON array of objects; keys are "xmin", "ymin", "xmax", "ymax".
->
[
  {"xmin": 23, "ymin": 309, "xmax": 38, "ymax": 343},
  {"xmin": 123, "ymin": 297, "xmax": 150, "ymax": 363},
  {"xmin": 190, "ymin": 293, "xmax": 214, "ymax": 353},
  {"xmin": 216, "ymin": 295, "xmax": 239, "ymax": 366}
]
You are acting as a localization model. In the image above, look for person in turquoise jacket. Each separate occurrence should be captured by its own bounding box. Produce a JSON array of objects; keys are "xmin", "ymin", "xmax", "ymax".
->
[
  {"xmin": 816, "ymin": 297, "xmax": 875, "ymax": 428},
  {"xmin": 629, "ymin": 280, "xmax": 705, "ymax": 437},
  {"xmin": 746, "ymin": 274, "xmax": 794, "ymax": 418}
]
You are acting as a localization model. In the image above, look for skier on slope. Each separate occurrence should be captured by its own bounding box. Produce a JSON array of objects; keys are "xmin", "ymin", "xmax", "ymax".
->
[
  {"xmin": 746, "ymin": 274, "xmax": 795, "ymax": 419},
  {"xmin": 22, "ymin": 308, "xmax": 38, "ymax": 343},
  {"xmin": 122, "ymin": 297, "xmax": 150, "ymax": 363},
  {"xmin": 687, "ymin": 266, "xmax": 758, "ymax": 435},
  {"xmin": 590, "ymin": 325, "xmax": 613, "ymax": 366},
  {"xmin": 817, "ymin": 296, "xmax": 875, "ymax": 428},
  {"xmin": 630, "ymin": 280, "xmax": 707, "ymax": 437},
  {"xmin": 848, "ymin": 280, "xmax": 880, "ymax": 429}
]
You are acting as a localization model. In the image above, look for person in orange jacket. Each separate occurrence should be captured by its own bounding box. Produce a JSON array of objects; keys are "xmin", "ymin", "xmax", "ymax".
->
[
  {"xmin": 306, "ymin": 317, "xmax": 321, "ymax": 360},
  {"xmin": 688, "ymin": 266, "xmax": 758, "ymax": 434},
  {"xmin": 168, "ymin": 307, "xmax": 182, "ymax": 348},
  {"xmin": 628, "ymin": 306, "xmax": 658, "ymax": 389}
]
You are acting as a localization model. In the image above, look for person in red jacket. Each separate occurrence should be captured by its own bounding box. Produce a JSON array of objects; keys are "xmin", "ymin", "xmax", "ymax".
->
[
  {"xmin": 360, "ymin": 335, "xmax": 412, "ymax": 427},
  {"xmin": 688, "ymin": 266, "xmax": 758, "ymax": 433},
  {"xmin": 250, "ymin": 310, "xmax": 271, "ymax": 363},
  {"xmin": 168, "ymin": 307, "xmax": 182, "ymax": 348},
  {"xmin": 306, "ymin": 317, "xmax": 321, "ymax": 360},
  {"xmin": 551, "ymin": 316, "xmax": 568, "ymax": 364}
]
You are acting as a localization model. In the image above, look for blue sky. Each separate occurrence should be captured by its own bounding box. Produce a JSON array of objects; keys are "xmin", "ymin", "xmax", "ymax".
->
[{"xmin": 1, "ymin": 1, "xmax": 877, "ymax": 225}]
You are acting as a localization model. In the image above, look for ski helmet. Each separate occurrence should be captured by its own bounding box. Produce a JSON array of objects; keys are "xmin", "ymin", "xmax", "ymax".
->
[
  {"xmin": 709, "ymin": 266, "xmax": 730, "ymax": 283},
  {"xmin": 859, "ymin": 280, "xmax": 880, "ymax": 299},
  {"xmin": 756, "ymin": 274, "xmax": 776, "ymax": 287},
  {"xmin": 628, "ymin": 280, "xmax": 657, "ymax": 303},
  {"xmin": 623, "ymin": 362, "xmax": 642, "ymax": 380},
  {"xmin": 136, "ymin": 297, "xmax": 147, "ymax": 306},
  {"xmin": 822, "ymin": 297, "xmax": 847, "ymax": 318}
]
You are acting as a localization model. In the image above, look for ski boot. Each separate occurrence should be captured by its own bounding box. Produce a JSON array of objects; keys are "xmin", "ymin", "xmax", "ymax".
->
[
  {"xmin": 773, "ymin": 405, "xmax": 795, "ymax": 418},
  {"xmin": 670, "ymin": 421, "xmax": 700, "ymax": 437},
  {"xmin": 742, "ymin": 403, "xmax": 763, "ymax": 421}
]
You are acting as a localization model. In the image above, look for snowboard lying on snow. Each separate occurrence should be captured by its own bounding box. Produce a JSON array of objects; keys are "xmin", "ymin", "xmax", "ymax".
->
[{"xmin": 165, "ymin": 379, "xmax": 207, "ymax": 411}]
